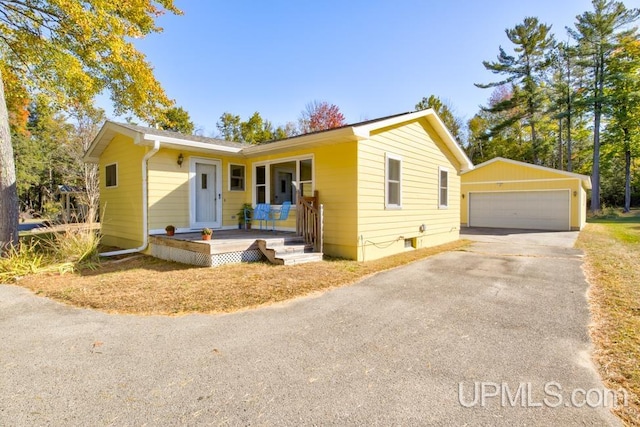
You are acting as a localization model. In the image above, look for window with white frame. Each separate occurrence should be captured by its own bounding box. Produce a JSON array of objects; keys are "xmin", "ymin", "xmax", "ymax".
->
[
  {"xmin": 254, "ymin": 157, "xmax": 314, "ymax": 205},
  {"xmin": 255, "ymin": 165, "xmax": 266, "ymax": 203},
  {"xmin": 229, "ymin": 164, "xmax": 245, "ymax": 191},
  {"xmin": 386, "ymin": 154, "xmax": 402, "ymax": 208},
  {"xmin": 105, "ymin": 163, "xmax": 118, "ymax": 188},
  {"xmin": 439, "ymin": 167, "xmax": 449, "ymax": 208}
]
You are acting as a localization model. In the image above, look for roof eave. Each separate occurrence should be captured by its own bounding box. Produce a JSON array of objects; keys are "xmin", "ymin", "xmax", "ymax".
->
[
  {"xmin": 140, "ymin": 133, "xmax": 243, "ymax": 154},
  {"xmin": 242, "ymin": 127, "xmax": 362, "ymax": 156}
]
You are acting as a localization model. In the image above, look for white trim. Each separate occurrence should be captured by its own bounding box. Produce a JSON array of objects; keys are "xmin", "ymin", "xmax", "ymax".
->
[
  {"xmin": 228, "ymin": 163, "xmax": 246, "ymax": 192},
  {"xmin": 468, "ymin": 189, "xmax": 572, "ymax": 231},
  {"xmin": 463, "ymin": 177, "xmax": 581, "ymax": 185},
  {"xmin": 141, "ymin": 133, "xmax": 242, "ymax": 153},
  {"xmin": 252, "ymin": 154, "xmax": 315, "ymax": 206},
  {"xmin": 104, "ymin": 162, "xmax": 118, "ymax": 188},
  {"xmin": 385, "ymin": 153, "xmax": 402, "ymax": 209},
  {"xmin": 189, "ymin": 157, "xmax": 223, "ymax": 229},
  {"xmin": 438, "ymin": 166, "xmax": 449, "ymax": 209}
]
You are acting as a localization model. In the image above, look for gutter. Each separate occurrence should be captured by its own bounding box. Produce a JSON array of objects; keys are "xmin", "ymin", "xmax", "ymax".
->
[{"xmin": 100, "ymin": 140, "xmax": 160, "ymax": 257}]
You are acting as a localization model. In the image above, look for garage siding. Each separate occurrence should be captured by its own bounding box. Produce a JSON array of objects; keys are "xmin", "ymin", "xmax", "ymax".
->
[{"xmin": 469, "ymin": 190, "xmax": 571, "ymax": 231}]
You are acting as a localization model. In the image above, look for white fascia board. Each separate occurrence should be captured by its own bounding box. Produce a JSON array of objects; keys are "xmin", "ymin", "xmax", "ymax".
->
[{"xmin": 140, "ymin": 134, "xmax": 242, "ymax": 154}]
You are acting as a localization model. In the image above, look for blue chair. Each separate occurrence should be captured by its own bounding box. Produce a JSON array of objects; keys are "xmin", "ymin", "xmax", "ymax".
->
[
  {"xmin": 253, "ymin": 203, "xmax": 271, "ymax": 230},
  {"xmin": 268, "ymin": 201, "xmax": 291, "ymax": 231}
]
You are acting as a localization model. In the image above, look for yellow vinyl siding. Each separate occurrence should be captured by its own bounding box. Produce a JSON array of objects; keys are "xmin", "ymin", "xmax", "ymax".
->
[
  {"xmin": 222, "ymin": 159, "xmax": 249, "ymax": 228},
  {"xmin": 357, "ymin": 120, "xmax": 461, "ymax": 261},
  {"xmin": 148, "ymin": 149, "xmax": 248, "ymax": 231},
  {"xmin": 460, "ymin": 160, "xmax": 586, "ymax": 230},
  {"xmin": 148, "ymin": 149, "xmax": 191, "ymax": 230},
  {"xmin": 247, "ymin": 141, "xmax": 358, "ymax": 259},
  {"xmin": 99, "ymin": 134, "xmax": 145, "ymax": 249}
]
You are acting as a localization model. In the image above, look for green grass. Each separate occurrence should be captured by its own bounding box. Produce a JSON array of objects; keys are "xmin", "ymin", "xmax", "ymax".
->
[{"xmin": 577, "ymin": 209, "xmax": 640, "ymax": 425}]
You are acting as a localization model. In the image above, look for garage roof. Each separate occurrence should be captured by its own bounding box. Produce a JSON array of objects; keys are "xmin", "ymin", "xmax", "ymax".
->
[{"xmin": 464, "ymin": 157, "xmax": 592, "ymax": 190}]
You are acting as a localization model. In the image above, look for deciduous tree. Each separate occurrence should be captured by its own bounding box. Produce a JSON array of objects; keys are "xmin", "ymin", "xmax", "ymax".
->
[
  {"xmin": 158, "ymin": 106, "xmax": 194, "ymax": 134},
  {"xmin": 299, "ymin": 101, "xmax": 346, "ymax": 134},
  {"xmin": 0, "ymin": 0, "xmax": 182, "ymax": 251},
  {"xmin": 415, "ymin": 95, "xmax": 464, "ymax": 144}
]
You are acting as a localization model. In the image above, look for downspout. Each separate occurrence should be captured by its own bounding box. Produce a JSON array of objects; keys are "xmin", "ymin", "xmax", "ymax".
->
[{"xmin": 100, "ymin": 140, "xmax": 160, "ymax": 257}]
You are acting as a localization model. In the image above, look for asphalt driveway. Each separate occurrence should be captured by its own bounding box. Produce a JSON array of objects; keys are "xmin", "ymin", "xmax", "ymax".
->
[{"xmin": 0, "ymin": 228, "xmax": 621, "ymax": 425}]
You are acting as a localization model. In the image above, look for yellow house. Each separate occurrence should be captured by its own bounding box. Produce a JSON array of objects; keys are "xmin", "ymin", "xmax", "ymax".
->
[
  {"xmin": 460, "ymin": 157, "xmax": 591, "ymax": 231},
  {"xmin": 84, "ymin": 109, "xmax": 473, "ymax": 263}
]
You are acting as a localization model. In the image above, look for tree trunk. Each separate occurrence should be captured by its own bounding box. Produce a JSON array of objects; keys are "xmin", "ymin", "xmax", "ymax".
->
[
  {"xmin": 530, "ymin": 120, "xmax": 538, "ymax": 164},
  {"xmin": 0, "ymin": 70, "xmax": 19, "ymax": 252},
  {"xmin": 624, "ymin": 147, "xmax": 631, "ymax": 213},
  {"xmin": 591, "ymin": 108, "xmax": 601, "ymax": 212},
  {"xmin": 558, "ymin": 118, "xmax": 563, "ymax": 169},
  {"xmin": 590, "ymin": 56, "xmax": 605, "ymax": 213},
  {"xmin": 566, "ymin": 95, "xmax": 572, "ymax": 172}
]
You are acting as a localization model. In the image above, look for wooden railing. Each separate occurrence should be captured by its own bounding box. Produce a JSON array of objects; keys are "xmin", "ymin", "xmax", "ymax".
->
[{"xmin": 296, "ymin": 190, "xmax": 323, "ymax": 253}]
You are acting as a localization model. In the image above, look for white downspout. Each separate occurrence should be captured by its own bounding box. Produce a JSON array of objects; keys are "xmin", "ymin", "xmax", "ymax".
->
[{"xmin": 100, "ymin": 140, "xmax": 161, "ymax": 257}]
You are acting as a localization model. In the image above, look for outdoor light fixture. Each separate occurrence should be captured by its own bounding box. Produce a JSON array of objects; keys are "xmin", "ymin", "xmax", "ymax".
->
[
  {"xmin": 177, "ymin": 153, "xmax": 184, "ymax": 167},
  {"xmin": 462, "ymin": 193, "xmax": 465, "ymax": 199},
  {"xmin": 573, "ymin": 190, "xmax": 577, "ymax": 197}
]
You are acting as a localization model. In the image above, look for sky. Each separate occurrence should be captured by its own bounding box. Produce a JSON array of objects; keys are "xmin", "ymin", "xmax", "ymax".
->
[{"xmin": 101, "ymin": 0, "xmax": 610, "ymax": 136}]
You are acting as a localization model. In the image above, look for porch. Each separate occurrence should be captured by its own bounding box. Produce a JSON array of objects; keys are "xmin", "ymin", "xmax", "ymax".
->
[
  {"xmin": 149, "ymin": 229, "xmax": 321, "ymax": 267},
  {"xmin": 149, "ymin": 191, "xmax": 324, "ymax": 267}
]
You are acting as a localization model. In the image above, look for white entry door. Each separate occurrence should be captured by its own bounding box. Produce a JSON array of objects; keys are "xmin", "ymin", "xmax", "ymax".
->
[{"xmin": 191, "ymin": 159, "xmax": 222, "ymax": 229}]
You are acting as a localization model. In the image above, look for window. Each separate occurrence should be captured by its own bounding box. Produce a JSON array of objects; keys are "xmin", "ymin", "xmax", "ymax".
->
[
  {"xmin": 105, "ymin": 163, "xmax": 117, "ymax": 188},
  {"xmin": 439, "ymin": 167, "xmax": 449, "ymax": 208},
  {"xmin": 386, "ymin": 154, "xmax": 402, "ymax": 208},
  {"xmin": 256, "ymin": 165, "xmax": 266, "ymax": 203},
  {"xmin": 201, "ymin": 173, "xmax": 208, "ymax": 189},
  {"xmin": 229, "ymin": 164, "xmax": 245, "ymax": 191},
  {"xmin": 254, "ymin": 157, "xmax": 314, "ymax": 205}
]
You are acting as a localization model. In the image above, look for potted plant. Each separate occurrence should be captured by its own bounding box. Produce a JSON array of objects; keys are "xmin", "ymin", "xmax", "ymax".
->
[
  {"xmin": 237, "ymin": 203, "xmax": 253, "ymax": 230},
  {"xmin": 201, "ymin": 227, "xmax": 213, "ymax": 240},
  {"xmin": 165, "ymin": 225, "xmax": 175, "ymax": 236}
]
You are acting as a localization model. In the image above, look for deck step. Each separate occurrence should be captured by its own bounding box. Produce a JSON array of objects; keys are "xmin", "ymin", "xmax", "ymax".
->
[
  {"xmin": 256, "ymin": 239, "xmax": 323, "ymax": 265},
  {"xmin": 276, "ymin": 252, "xmax": 324, "ymax": 265}
]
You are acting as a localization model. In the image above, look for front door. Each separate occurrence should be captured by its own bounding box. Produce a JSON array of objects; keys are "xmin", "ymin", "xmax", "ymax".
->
[
  {"xmin": 191, "ymin": 159, "xmax": 222, "ymax": 229},
  {"xmin": 273, "ymin": 168, "xmax": 294, "ymax": 204}
]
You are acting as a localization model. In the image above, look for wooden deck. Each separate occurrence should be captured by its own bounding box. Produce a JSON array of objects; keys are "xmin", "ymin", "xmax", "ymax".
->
[{"xmin": 148, "ymin": 229, "xmax": 307, "ymax": 267}]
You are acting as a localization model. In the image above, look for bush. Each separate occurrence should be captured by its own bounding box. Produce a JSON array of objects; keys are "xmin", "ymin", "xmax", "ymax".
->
[{"xmin": 0, "ymin": 226, "xmax": 100, "ymax": 282}]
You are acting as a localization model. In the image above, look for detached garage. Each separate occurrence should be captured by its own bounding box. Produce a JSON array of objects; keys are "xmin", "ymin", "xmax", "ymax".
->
[{"xmin": 461, "ymin": 157, "xmax": 591, "ymax": 231}]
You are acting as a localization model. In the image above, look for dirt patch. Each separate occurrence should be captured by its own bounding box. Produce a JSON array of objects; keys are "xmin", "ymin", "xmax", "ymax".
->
[{"xmin": 16, "ymin": 240, "xmax": 469, "ymax": 316}]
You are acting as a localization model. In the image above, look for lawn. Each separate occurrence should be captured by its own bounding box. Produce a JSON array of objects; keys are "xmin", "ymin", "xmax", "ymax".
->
[
  {"xmin": 16, "ymin": 240, "xmax": 469, "ymax": 316},
  {"xmin": 577, "ymin": 210, "xmax": 640, "ymax": 425}
]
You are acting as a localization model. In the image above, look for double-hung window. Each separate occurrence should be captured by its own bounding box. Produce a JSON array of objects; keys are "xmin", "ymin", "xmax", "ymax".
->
[
  {"xmin": 229, "ymin": 164, "xmax": 245, "ymax": 191},
  {"xmin": 439, "ymin": 167, "xmax": 449, "ymax": 208},
  {"xmin": 385, "ymin": 154, "xmax": 402, "ymax": 208}
]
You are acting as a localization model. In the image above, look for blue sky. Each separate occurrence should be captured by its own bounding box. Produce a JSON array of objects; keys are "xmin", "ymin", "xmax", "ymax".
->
[{"xmin": 108, "ymin": 0, "xmax": 604, "ymax": 136}]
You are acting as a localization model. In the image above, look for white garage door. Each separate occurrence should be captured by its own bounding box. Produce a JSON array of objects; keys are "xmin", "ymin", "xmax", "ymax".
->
[{"xmin": 469, "ymin": 190, "xmax": 570, "ymax": 231}]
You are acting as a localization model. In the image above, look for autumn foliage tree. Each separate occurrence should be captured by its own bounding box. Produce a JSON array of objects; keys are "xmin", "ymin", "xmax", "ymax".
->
[
  {"xmin": 0, "ymin": 0, "xmax": 182, "ymax": 251},
  {"xmin": 299, "ymin": 101, "xmax": 346, "ymax": 134}
]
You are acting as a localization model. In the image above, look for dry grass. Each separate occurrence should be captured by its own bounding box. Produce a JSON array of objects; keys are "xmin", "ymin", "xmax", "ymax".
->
[
  {"xmin": 16, "ymin": 240, "xmax": 469, "ymax": 316},
  {"xmin": 577, "ymin": 210, "xmax": 640, "ymax": 425}
]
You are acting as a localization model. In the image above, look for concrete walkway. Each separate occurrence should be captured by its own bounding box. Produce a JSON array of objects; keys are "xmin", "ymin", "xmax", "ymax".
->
[{"xmin": 0, "ymin": 229, "xmax": 620, "ymax": 425}]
